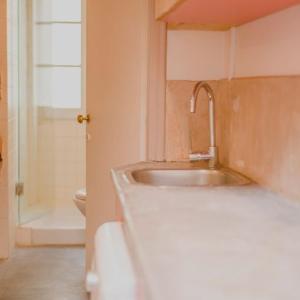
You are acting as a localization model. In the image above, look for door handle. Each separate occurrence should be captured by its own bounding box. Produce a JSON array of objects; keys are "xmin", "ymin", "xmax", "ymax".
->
[{"xmin": 77, "ymin": 114, "xmax": 90, "ymax": 124}]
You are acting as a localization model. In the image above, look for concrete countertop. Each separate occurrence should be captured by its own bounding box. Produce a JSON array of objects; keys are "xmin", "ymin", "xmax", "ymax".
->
[{"xmin": 112, "ymin": 161, "xmax": 300, "ymax": 300}]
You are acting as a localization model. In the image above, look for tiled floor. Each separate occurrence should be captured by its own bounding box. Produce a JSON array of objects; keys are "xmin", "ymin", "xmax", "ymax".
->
[{"xmin": 0, "ymin": 247, "xmax": 89, "ymax": 300}]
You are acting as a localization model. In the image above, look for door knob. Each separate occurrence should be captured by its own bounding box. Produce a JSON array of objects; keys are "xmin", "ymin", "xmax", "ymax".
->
[{"xmin": 77, "ymin": 114, "xmax": 90, "ymax": 124}]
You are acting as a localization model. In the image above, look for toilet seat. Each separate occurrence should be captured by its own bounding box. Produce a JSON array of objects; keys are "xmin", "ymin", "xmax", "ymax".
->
[
  {"xmin": 75, "ymin": 189, "xmax": 87, "ymax": 201},
  {"xmin": 74, "ymin": 189, "xmax": 87, "ymax": 216}
]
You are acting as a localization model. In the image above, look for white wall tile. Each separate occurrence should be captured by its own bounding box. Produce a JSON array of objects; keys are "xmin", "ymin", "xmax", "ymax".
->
[{"xmin": 36, "ymin": 116, "xmax": 86, "ymax": 218}]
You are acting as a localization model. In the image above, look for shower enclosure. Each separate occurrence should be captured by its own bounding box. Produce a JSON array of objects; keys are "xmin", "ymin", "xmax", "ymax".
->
[{"xmin": 16, "ymin": 0, "xmax": 86, "ymax": 245}]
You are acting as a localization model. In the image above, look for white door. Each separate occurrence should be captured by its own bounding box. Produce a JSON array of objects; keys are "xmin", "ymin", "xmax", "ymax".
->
[{"xmin": 85, "ymin": 0, "xmax": 166, "ymax": 266}]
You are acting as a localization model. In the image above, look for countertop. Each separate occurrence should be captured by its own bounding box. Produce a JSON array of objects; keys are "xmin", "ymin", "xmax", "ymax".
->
[{"xmin": 112, "ymin": 161, "xmax": 300, "ymax": 300}]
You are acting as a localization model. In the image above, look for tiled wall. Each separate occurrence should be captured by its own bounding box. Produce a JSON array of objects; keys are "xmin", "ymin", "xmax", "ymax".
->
[
  {"xmin": 37, "ymin": 114, "xmax": 86, "ymax": 216},
  {"xmin": 0, "ymin": 0, "xmax": 18, "ymax": 258},
  {"xmin": 165, "ymin": 76, "xmax": 300, "ymax": 201}
]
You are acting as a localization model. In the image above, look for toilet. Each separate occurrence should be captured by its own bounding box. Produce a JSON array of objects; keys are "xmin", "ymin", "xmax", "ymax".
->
[{"xmin": 73, "ymin": 189, "xmax": 87, "ymax": 216}]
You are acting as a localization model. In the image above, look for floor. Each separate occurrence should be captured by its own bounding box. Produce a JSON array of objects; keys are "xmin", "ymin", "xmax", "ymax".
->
[{"xmin": 0, "ymin": 247, "xmax": 89, "ymax": 300}]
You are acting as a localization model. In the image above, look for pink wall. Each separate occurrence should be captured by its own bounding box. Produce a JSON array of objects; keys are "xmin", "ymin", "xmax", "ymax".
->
[
  {"xmin": 166, "ymin": 77, "xmax": 300, "ymax": 201},
  {"xmin": 0, "ymin": 0, "xmax": 10, "ymax": 259},
  {"xmin": 235, "ymin": 5, "xmax": 300, "ymax": 77},
  {"xmin": 165, "ymin": 5, "xmax": 300, "ymax": 201},
  {"xmin": 167, "ymin": 5, "xmax": 300, "ymax": 80},
  {"xmin": 0, "ymin": 0, "xmax": 19, "ymax": 259},
  {"xmin": 167, "ymin": 30, "xmax": 229, "ymax": 81}
]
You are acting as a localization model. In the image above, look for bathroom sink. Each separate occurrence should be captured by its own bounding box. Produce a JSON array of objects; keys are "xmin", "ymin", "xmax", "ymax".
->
[
  {"xmin": 123, "ymin": 82, "xmax": 251, "ymax": 189},
  {"xmin": 130, "ymin": 168, "xmax": 251, "ymax": 187}
]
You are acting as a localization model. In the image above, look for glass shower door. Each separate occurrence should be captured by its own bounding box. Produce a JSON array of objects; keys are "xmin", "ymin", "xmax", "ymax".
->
[
  {"xmin": 17, "ymin": 0, "xmax": 84, "ymax": 225},
  {"xmin": 17, "ymin": 0, "xmax": 54, "ymax": 224}
]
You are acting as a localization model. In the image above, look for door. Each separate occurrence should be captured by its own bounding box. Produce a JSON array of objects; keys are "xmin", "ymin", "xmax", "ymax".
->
[
  {"xmin": 17, "ymin": 0, "xmax": 86, "ymax": 224},
  {"xmin": 85, "ymin": 0, "xmax": 166, "ymax": 266}
]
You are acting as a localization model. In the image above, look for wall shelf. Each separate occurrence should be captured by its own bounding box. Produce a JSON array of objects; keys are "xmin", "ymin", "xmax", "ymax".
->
[{"xmin": 156, "ymin": 0, "xmax": 300, "ymax": 29}]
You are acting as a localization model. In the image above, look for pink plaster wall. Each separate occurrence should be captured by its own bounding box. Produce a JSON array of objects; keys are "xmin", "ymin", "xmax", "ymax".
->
[
  {"xmin": 235, "ymin": 5, "xmax": 300, "ymax": 77},
  {"xmin": 166, "ymin": 77, "xmax": 300, "ymax": 201},
  {"xmin": 226, "ymin": 77, "xmax": 300, "ymax": 200},
  {"xmin": 0, "ymin": 0, "xmax": 10, "ymax": 259},
  {"xmin": 167, "ymin": 30, "xmax": 229, "ymax": 81},
  {"xmin": 0, "ymin": 0, "xmax": 17, "ymax": 259},
  {"xmin": 167, "ymin": 5, "xmax": 300, "ymax": 80},
  {"xmin": 165, "ymin": 5, "xmax": 300, "ymax": 202}
]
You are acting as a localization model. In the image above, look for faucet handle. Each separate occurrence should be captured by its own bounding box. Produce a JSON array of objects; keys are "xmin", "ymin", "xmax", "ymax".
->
[
  {"xmin": 189, "ymin": 147, "xmax": 218, "ymax": 162},
  {"xmin": 189, "ymin": 152, "xmax": 212, "ymax": 161}
]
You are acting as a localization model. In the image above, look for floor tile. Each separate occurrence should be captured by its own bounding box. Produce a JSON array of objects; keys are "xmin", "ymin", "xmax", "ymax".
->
[{"xmin": 0, "ymin": 247, "xmax": 88, "ymax": 300}]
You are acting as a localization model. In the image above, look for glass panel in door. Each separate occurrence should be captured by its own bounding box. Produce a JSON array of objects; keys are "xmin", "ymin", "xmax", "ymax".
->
[{"xmin": 17, "ymin": 0, "xmax": 85, "ymax": 224}]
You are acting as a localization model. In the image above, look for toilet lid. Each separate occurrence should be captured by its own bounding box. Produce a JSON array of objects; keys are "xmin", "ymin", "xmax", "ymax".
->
[{"xmin": 75, "ymin": 189, "xmax": 87, "ymax": 201}]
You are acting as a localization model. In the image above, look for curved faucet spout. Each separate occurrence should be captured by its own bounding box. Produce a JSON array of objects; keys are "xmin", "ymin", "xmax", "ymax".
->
[
  {"xmin": 189, "ymin": 81, "xmax": 218, "ymax": 168},
  {"xmin": 190, "ymin": 81, "xmax": 214, "ymax": 113}
]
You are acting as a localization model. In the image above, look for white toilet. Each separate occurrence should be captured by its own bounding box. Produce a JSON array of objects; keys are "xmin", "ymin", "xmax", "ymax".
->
[{"xmin": 73, "ymin": 188, "xmax": 87, "ymax": 216}]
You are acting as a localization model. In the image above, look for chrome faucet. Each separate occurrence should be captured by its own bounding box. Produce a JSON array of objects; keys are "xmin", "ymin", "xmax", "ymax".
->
[{"xmin": 189, "ymin": 81, "xmax": 218, "ymax": 169}]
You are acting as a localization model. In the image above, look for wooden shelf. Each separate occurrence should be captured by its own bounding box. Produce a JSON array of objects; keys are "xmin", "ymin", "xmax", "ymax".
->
[{"xmin": 156, "ymin": 0, "xmax": 300, "ymax": 29}]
